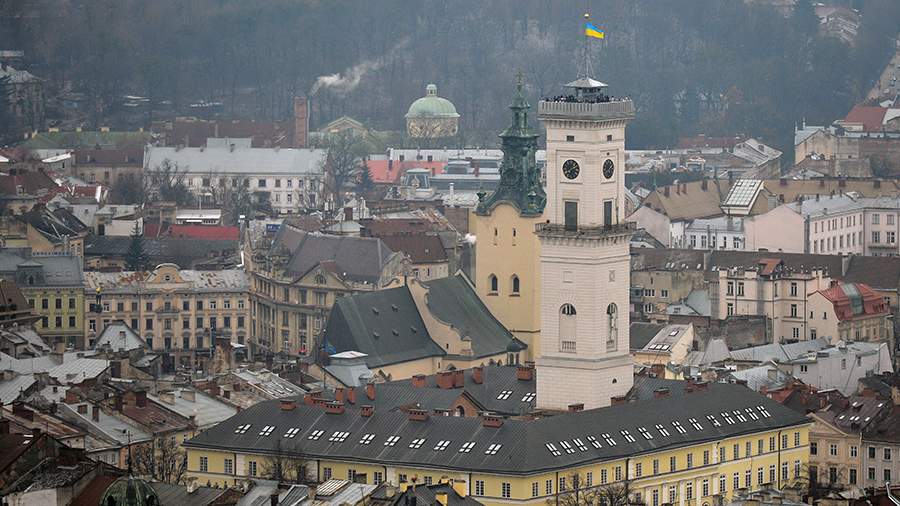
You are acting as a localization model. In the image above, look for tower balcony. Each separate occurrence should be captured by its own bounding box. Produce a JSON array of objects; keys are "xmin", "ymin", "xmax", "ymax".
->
[
  {"xmin": 537, "ymin": 98, "xmax": 635, "ymax": 122},
  {"xmin": 536, "ymin": 221, "xmax": 635, "ymax": 239}
]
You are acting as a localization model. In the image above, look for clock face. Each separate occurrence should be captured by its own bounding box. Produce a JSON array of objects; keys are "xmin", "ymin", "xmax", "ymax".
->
[
  {"xmin": 562, "ymin": 159, "xmax": 580, "ymax": 180},
  {"xmin": 603, "ymin": 159, "xmax": 615, "ymax": 179}
]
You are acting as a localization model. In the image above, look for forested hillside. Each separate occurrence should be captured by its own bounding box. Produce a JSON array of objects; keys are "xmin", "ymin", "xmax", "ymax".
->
[{"xmin": 2, "ymin": 0, "xmax": 899, "ymax": 150}]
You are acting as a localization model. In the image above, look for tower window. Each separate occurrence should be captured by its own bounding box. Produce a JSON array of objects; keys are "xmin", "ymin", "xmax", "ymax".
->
[
  {"xmin": 607, "ymin": 303, "xmax": 618, "ymax": 351},
  {"xmin": 566, "ymin": 135, "xmax": 575, "ymax": 142},
  {"xmin": 488, "ymin": 274, "xmax": 498, "ymax": 294},
  {"xmin": 564, "ymin": 201, "xmax": 578, "ymax": 231},
  {"xmin": 607, "ymin": 134, "xmax": 613, "ymax": 141},
  {"xmin": 559, "ymin": 304, "xmax": 577, "ymax": 352},
  {"xmin": 511, "ymin": 275, "xmax": 520, "ymax": 295}
]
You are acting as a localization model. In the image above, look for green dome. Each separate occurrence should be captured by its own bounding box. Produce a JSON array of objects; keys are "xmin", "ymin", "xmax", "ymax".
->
[
  {"xmin": 100, "ymin": 476, "xmax": 160, "ymax": 506},
  {"xmin": 406, "ymin": 84, "xmax": 460, "ymax": 119}
]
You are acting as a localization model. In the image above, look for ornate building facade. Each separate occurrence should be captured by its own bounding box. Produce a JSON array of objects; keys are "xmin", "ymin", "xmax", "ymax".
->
[
  {"xmin": 535, "ymin": 77, "xmax": 636, "ymax": 410},
  {"xmin": 472, "ymin": 80, "xmax": 546, "ymax": 359}
]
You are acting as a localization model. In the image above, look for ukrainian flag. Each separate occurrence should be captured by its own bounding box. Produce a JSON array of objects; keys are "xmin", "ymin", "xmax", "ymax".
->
[{"xmin": 585, "ymin": 22, "xmax": 605, "ymax": 39}]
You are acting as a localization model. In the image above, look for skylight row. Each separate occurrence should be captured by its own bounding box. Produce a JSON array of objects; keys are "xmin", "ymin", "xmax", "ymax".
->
[{"xmin": 497, "ymin": 390, "xmax": 513, "ymax": 400}]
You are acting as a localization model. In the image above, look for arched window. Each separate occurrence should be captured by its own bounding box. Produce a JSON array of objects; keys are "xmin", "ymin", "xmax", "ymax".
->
[
  {"xmin": 315, "ymin": 274, "xmax": 326, "ymax": 285},
  {"xmin": 455, "ymin": 406, "xmax": 465, "ymax": 417},
  {"xmin": 488, "ymin": 274, "xmax": 498, "ymax": 294},
  {"xmin": 559, "ymin": 304, "xmax": 577, "ymax": 352},
  {"xmin": 511, "ymin": 275, "xmax": 520, "ymax": 295},
  {"xmin": 607, "ymin": 303, "xmax": 618, "ymax": 351}
]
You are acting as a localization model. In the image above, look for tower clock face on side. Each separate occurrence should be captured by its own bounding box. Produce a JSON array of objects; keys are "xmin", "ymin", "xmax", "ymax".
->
[
  {"xmin": 603, "ymin": 159, "xmax": 615, "ymax": 179},
  {"xmin": 562, "ymin": 159, "xmax": 580, "ymax": 180}
]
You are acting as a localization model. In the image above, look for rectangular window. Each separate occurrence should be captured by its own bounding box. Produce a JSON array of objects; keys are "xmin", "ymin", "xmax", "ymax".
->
[
  {"xmin": 224, "ymin": 458, "xmax": 233, "ymax": 475},
  {"xmin": 532, "ymin": 482, "xmax": 539, "ymax": 497},
  {"xmin": 850, "ymin": 445, "xmax": 858, "ymax": 457},
  {"xmin": 145, "ymin": 318, "xmax": 153, "ymax": 330},
  {"xmin": 475, "ymin": 480, "xmax": 484, "ymax": 496},
  {"xmin": 501, "ymin": 482, "xmax": 511, "ymax": 498},
  {"xmin": 885, "ymin": 448, "xmax": 892, "ymax": 460},
  {"xmin": 635, "ymin": 462, "xmax": 642, "ymax": 477},
  {"xmin": 686, "ymin": 453, "xmax": 693, "ymax": 469},
  {"xmin": 323, "ymin": 467, "xmax": 332, "ymax": 481},
  {"xmin": 670, "ymin": 456, "xmax": 676, "ymax": 472},
  {"xmin": 248, "ymin": 461, "xmax": 257, "ymax": 477},
  {"xmin": 564, "ymin": 201, "xmax": 578, "ymax": 231},
  {"xmin": 790, "ymin": 282, "xmax": 798, "ymax": 296},
  {"xmin": 737, "ymin": 282, "xmax": 744, "ymax": 296},
  {"xmin": 830, "ymin": 443, "xmax": 838, "ymax": 456},
  {"xmin": 546, "ymin": 479, "xmax": 553, "ymax": 494},
  {"xmin": 199, "ymin": 456, "xmax": 208, "ymax": 472},
  {"xmin": 849, "ymin": 468, "xmax": 857, "ymax": 484}
]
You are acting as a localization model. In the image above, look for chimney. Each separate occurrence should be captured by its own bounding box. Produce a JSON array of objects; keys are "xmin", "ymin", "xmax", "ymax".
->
[
  {"xmin": 366, "ymin": 382, "xmax": 376, "ymax": 400},
  {"xmin": 343, "ymin": 207, "xmax": 353, "ymax": 221},
  {"xmin": 64, "ymin": 389, "xmax": 79, "ymax": 404},
  {"xmin": 361, "ymin": 405, "xmax": 375, "ymax": 417},
  {"xmin": 270, "ymin": 492, "xmax": 279, "ymax": 506},
  {"xmin": 411, "ymin": 374, "xmax": 427, "ymax": 388},
  {"xmin": 408, "ymin": 408, "xmax": 429, "ymax": 422},
  {"xmin": 663, "ymin": 186, "xmax": 670, "ymax": 197},
  {"xmin": 186, "ymin": 480, "xmax": 198, "ymax": 494},
  {"xmin": 453, "ymin": 369, "xmax": 465, "ymax": 388},
  {"xmin": 304, "ymin": 392, "xmax": 316, "ymax": 405},
  {"xmin": 482, "ymin": 413, "xmax": 503, "ymax": 428},
  {"xmin": 293, "ymin": 97, "xmax": 309, "ymax": 148},
  {"xmin": 114, "ymin": 395, "xmax": 123, "ymax": 412},
  {"xmin": 568, "ymin": 403, "xmax": 584, "ymax": 413},
  {"xmin": 280, "ymin": 399, "xmax": 297, "ymax": 411},
  {"xmin": 653, "ymin": 387, "xmax": 671, "ymax": 399},
  {"xmin": 92, "ymin": 405, "xmax": 100, "ymax": 422},
  {"xmin": 472, "ymin": 366, "xmax": 483, "ymax": 385},
  {"xmin": 610, "ymin": 395, "xmax": 627, "ymax": 406},
  {"xmin": 436, "ymin": 371, "xmax": 454, "ymax": 389},
  {"xmin": 346, "ymin": 388, "xmax": 356, "ymax": 404},
  {"xmin": 335, "ymin": 387, "xmax": 345, "ymax": 403},
  {"xmin": 136, "ymin": 390, "xmax": 147, "ymax": 408},
  {"xmin": 516, "ymin": 365, "xmax": 534, "ymax": 382},
  {"xmin": 324, "ymin": 401, "xmax": 345, "ymax": 415}
]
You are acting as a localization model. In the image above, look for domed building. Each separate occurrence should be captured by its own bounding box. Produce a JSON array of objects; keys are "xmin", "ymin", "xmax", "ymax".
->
[
  {"xmin": 99, "ymin": 476, "xmax": 160, "ymax": 506},
  {"xmin": 405, "ymin": 84, "xmax": 459, "ymax": 138}
]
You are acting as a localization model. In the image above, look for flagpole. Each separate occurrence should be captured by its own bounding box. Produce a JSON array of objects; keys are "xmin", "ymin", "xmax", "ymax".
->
[{"xmin": 581, "ymin": 13, "xmax": 595, "ymax": 79}]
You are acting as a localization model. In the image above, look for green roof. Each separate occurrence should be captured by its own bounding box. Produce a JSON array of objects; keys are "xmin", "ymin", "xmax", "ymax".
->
[
  {"xmin": 19, "ymin": 131, "xmax": 151, "ymax": 150},
  {"xmin": 406, "ymin": 84, "xmax": 459, "ymax": 119}
]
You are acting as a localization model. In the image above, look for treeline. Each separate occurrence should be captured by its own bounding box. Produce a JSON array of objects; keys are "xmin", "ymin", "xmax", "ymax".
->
[{"xmin": 2, "ymin": 0, "xmax": 899, "ymax": 151}]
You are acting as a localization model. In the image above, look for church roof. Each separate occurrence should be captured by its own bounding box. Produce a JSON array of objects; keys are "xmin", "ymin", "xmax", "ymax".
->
[{"xmin": 406, "ymin": 84, "xmax": 459, "ymax": 119}]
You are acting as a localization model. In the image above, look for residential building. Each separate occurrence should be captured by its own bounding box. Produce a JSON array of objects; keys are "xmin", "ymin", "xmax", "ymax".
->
[
  {"xmin": 680, "ymin": 216, "xmax": 744, "ymax": 251},
  {"xmin": 630, "ymin": 249, "xmax": 708, "ymax": 318},
  {"xmin": 147, "ymin": 388, "xmax": 238, "ymax": 432},
  {"xmin": 786, "ymin": 341, "xmax": 893, "ymax": 395},
  {"xmin": 471, "ymin": 82, "xmax": 546, "ymax": 359},
  {"xmin": 632, "ymin": 324, "xmax": 695, "ymax": 368},
  {"xmin": 861, "ymin": 398, "xmax": 900, "ymax": 489},
  {"xmin": 143, "ymin": 144, "xmax": 325, "ymax": 213},
  {"xmin": 83, "ymin": 264, "xmax": 250, "ymax": 371},
  {"xmin": 378, "ymin": 233, "xmax": 449, "ymax": 281},
  {"xmin": 628, "ymin": 179, "xmax": 732, "ymax": 247},
  {"xmin": 83, "ymin": 235, "xmax": 240, "ymax": 271},
  {"xmin": 183, "ymin": 382, "xmax": 812, "ymax": 506},
  {"xmin": 324, "ymin": 274, "xmax": 525, "ymax": 380},
  {"xmin": 0, "ymin": 279, "xmax": 39, "ymax": 329},
  {"xmin": 0, "ymin": 251, "xmax": 85, "ymax": 348},
  {"xmin": 247, "ymin": 226, "xmax": 403, "ymax": 356},
  {"xmin": 715, "ymin": 258, "xmax": 831, "ymax": 342},
  {"xmin": 2, "ymin": 205, "xmax": 88, "ymax": 257},
  {"xmin": 72, "ymin": 148, "xmax": 143, "ymax": 185},
  {"xmin": 0, "ymin": 63, "xmax": 44, "ymax": 132},
  {"xmin": 806, "ymin": 282, "xmax": 893, "ymax": 345}
]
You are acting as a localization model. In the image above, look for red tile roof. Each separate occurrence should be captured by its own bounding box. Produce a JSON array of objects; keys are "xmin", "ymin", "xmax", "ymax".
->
[
  {"xmin": 844, "ymin": 105, "xmax": 887, "ymax": 131},
  {"xmin": 365, "ymin": 160, "xmax": 446, "ymax": 184},
  {"xmin": 145, "ymin": 223, "xmax": 239, "ymax": 241},
  {"xmin": 816, "ymin": 282, "xmax": 888, "ymax": 321}
]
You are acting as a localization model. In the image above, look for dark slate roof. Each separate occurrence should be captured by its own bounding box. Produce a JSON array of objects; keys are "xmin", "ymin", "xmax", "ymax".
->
[
  {"xmin": 423, "ymin": 275, "xmax": 519, "ymax": 359},
  {"xmin": 84, "ymin": 236, "xmax": 238, "ymax": 268},
  {"xmin": 324, "ymin": 275, "xmax": 519, "ymax": 368},
  {"xmin": 629, "ymin": 376, "xmax": 694, "ymax": 402},
  {"xmin": 149, "ymin": 481, "xmax": 226, "ymax": 505},
  {"xmin": 275, "ymin": 227, "xmax": 396, "ymax": 284},
  {"xmin": 334, "ymin": 366, "xmax": 535, "ymax": 416},
  {"xmin": 325, "ymin": 285, "xmax": 443, "ymax": 368},
  {"xmin": 18, "ymin": 206, "xmax": 87, "ymax": 243},
  {"xmin": 185, "ymin": 382, "xmax": 809, "ymax": 476},
  {"xmin": 391, "ymin": 483, "xmax": 483, "ymax": 506},
  {"xmin": 630, "ymin": 322, "xmax": 666, "ymax": 351},
  {"xmin": 378, "ymin": 234, "xmax": 447, "ymax": 264}
]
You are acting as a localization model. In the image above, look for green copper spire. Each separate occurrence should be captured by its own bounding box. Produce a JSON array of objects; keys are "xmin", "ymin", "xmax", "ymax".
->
[{"xmin": 476, "ymin": 74, "xmax": 546, "ymax": 216}]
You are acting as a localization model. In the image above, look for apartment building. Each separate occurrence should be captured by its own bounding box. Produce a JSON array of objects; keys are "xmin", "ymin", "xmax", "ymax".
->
[{"xmin": 806, "ymin": 282, "xmax": 893, "ymax": 345}]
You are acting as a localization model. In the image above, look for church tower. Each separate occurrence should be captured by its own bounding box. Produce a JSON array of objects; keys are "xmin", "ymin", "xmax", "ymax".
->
[
  {"xmin": 472, "ymin": 78, "xmax": 546, "ymax": 360},
  {"xmin": 535, "ymin": 77, "xmax": 635, "ymax": 410}
]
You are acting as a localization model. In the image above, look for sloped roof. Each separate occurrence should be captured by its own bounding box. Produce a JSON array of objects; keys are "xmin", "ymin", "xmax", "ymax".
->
[
  {"xmin": 641, "ymin": 179, "xmax": 732, "ymax": 221},
  {"xmin": 814, "ymin": 282, "xmax": 888, "ymax": 321},
  {"xmin": 93, "ymin": 321, "xmax": 145, "ymax": 352},
  {"xmin": 630, "ymin": 322, "xmax": 666, "ymax": 350},
  {"xmin": 184, "ymin": 382, "xmax": 809, "ymax": 475},
  {"xmin": 145, "ymin": 146, "xmax": 325, "ymax": 175},
  {"xmin": 844, "ymin": 105, "xmax": 887, "ymax": 131},
  {"xmin": 378, "ymin": 234, "xmax": 447, "ymax": 264},
  {"xmin": 275, "ymin": 228, "xmax": 396, "ymax": 284},
  {"xmin": 144, "ymin": 223, "xmax": 240, "ymax": 241}
]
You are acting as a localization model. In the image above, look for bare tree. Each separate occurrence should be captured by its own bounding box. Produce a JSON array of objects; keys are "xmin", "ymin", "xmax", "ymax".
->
[
  {"xmin": 316, "ymin": 130, "xmax": 367, "ymax": 211},
  {"xmin": 131, "ymin": 436, "xmax": 187, "ymax": 484},
  {"xmin": 145, "ymin": 159, "xmax": 195, "ymax": 206},
  {"xmin": 550, "ymin": 474, "xmax": 631, "ymax": 506},
  {"xmin": 260, "ymin": 438, "xmax": 309, "ymax": 484}
]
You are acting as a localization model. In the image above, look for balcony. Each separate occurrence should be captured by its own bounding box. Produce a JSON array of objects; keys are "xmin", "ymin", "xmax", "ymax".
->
[
  {"xmin": 536, "ymin": 221, "xmax": 635, "ymax": 239},
  {"xmin": 538, "ymin": 98, "xmax": 635, "ymax": 122}
]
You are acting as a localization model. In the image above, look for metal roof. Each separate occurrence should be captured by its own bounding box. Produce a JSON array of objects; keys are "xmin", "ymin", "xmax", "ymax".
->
[{"xmin": 144, "ymin": 146, "xmax": 326, "ymax": 176}]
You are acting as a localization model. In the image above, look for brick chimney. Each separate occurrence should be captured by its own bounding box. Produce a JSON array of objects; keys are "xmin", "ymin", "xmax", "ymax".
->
[
  {"xmin": 516, "ymin": 365, "xmax": 534, "ymax": 382},
  {"xmin": 568, "ymin": 403, "xmax": 584, "ymax": 413},
  {"xmin": 366, "ymin": 382, "xmax": 376, "ymax": 400},
  {"xmin": 471, "ymin": 366, "xmax": 483, "ymax": 385},
  {"xmin": 436, "ymin": 371, "xmax": 455, "ymax": 389},
  {"xmin": 482, "ymin": 413, "xmax": 503, "ymax": 428},
  {"xmin": 610, "ymin": 395, "xmax": 627, "ymax": 406},
  {"xmin": 361, "ymin": 405, "xmax": 375, "ymax": 417},
  {"xmin": 453, "ymin": 369, "xmax": 465, "ymax": 388},
  {"xmin": 411, "ymin": 374, "xmax": 427, "ymax": 388},
  {"xmin": 408, "ymin": 408, "xmax": 429, "ymax": 422},
  {"xmin": 324, "ymin": 401, "xmax": 344, "ymax": 415},
  {"xmin": 293, "ymin": 97, "xmax": 309, "ymax": 148},
  {"xmin": 280, "ymin": 399, "xmax": 297, "ymax": 411},
  {"xmin": 335, "ymin": 387, "xmax": 345, "ymax": 403},
  {"xmin": 346, "ymin": 388, "xmax": 356, "ymax": 405},
  {"xmin": 64, "ymin": 389, "xmax": 79, "ymax": 404},
  {"xmin": 135, "ymin": 390, "xmax": 147, "ymax": 408},
  {"xmin": 92, "ymin": 405, "xmax": 100, "ymax": 422}
]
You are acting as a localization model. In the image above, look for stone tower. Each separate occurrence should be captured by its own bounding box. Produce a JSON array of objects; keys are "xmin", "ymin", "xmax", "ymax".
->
[
  {"xmin": 472, "ymin": 78, "xmax": 546, "ymax": 360},
  {"xmin": 535, "ymin": 77, "xmax": 635, "ymax": 410}
]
